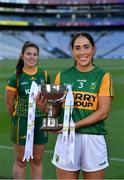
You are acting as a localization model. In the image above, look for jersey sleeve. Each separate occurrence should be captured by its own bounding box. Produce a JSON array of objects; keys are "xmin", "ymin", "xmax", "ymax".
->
[
  {"xmin": 54, "ymin": 72, "xmax": 60, "ymax": 85},
  {"xmin": 6, "ymin": 74, "xmax": 17, "ymax": 92},
  {"xmin": 98, "ymin": 72, "xmax": 114, "ymax": 97}
]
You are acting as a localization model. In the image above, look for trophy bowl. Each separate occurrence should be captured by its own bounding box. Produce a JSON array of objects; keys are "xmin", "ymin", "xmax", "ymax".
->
[{"xmin": 40, "ymin": 84, "xmax": 67, "ymax": 131}]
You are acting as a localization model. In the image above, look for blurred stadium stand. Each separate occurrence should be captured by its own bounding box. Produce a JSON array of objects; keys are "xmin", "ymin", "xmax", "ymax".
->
[
  {"xmin": 0, "ymin": 0, "xmax": 124, "ymax": 4},
  {"xmin": 0, "ymin": 0, "xmax": 124, "ymax": 59},
  {"xmin": 1, "ymin": 30, "xmax": 124, "ymax": 60}
]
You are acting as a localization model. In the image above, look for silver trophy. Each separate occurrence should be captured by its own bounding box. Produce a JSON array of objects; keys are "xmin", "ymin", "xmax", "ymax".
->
[{"xmin": 40, "ymin": 84, "xmax": 67, "ymax": 130}]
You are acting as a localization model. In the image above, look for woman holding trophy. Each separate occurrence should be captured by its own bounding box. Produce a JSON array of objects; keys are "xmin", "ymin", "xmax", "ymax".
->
[
  {"xmin": 5, "ymin": 41, "xmax": 50, "ymax": 179},
  {"xmin": 52, "ymin": 32, "xmax": 114, "ymax": 179}
]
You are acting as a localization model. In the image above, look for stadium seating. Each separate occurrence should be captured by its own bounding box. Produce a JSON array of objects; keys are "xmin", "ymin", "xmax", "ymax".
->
[{"xmin": 0, "ymin": 30, "xmax": 124, "ymax": 60}]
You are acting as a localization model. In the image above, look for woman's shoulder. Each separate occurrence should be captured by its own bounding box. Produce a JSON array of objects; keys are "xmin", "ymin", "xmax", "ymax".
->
[
  {"xmin": 37, "ymin": 67, "xmax": 50, "ymax": 83},
  {"xmin": 7, "ymin": 71, "xmax": 16, "ymax": 81},
  {"xmin": 94, "ymin": 65, "xmax": 107, "ymax": 75},
  {"xmin": 60, "ymin": 66, "xmax": 75, "ymax": 75},
  {"xmin": 37, "ymin": 67, "xmax": 47, "ymax": 74},
  {"xmin": 6, "ymin": 71, "xmax": 17, "ymax": 88}
]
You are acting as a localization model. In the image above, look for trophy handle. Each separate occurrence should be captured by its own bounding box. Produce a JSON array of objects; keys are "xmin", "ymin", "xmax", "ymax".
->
[{"xmin": 53, "ymin": 92, "xmax": 67, "ymax": 103}]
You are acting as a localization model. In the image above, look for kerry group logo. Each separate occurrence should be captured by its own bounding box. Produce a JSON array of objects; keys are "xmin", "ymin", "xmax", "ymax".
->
[{"xmin": 73, "ymin": 91, "xmax": 97, "ymax": 110}]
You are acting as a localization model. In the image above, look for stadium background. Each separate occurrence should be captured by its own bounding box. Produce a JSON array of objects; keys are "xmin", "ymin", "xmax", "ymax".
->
[{"xmin": 0, "ymin": 0, "xmax": 124, "ymax": 179}]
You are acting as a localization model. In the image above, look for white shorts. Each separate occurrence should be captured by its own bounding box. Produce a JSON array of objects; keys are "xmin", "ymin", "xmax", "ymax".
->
[{"xmin": 52, "ymin": 134, "xmax": 109, "ymax": 172}]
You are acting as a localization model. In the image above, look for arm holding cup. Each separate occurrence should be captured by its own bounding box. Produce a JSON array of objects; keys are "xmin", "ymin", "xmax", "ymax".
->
[{"xmin": 36, "ymin": 92, "xmax": 49, "ymax": 114}]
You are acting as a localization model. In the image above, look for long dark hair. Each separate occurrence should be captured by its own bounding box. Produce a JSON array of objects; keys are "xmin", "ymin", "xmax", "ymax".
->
[{"xmin": 16, "ymin": 41, "xmax": 39, "ymax": 78}]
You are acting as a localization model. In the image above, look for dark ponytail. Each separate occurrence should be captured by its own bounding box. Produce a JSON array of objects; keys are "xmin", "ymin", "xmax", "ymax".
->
[{"xmin": 16, "ymin": 57, "xmax": 24, "ymax": 78}]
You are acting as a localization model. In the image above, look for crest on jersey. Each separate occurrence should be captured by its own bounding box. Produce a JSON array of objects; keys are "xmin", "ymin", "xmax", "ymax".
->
[{"xmin": 90, "ymin": 82, "xmax": 97, "ymax": 90}]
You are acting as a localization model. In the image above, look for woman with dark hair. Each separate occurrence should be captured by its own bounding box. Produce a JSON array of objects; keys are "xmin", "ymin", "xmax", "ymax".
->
[
  {"xmin": 5, "ymin": 41, "xmax": 50, "ymax": 179},
  {"xmin": 52, "ymin": 32, "xmax": 114, "ymax": 179}
]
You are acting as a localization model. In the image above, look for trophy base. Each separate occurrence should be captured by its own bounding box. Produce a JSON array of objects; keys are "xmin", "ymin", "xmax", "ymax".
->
[{"xmin": 40, "ymin": 125, "xmax": 62, "ymax": 131}]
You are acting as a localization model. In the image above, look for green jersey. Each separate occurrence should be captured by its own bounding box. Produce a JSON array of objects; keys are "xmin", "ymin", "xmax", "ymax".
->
[
  {"xmin": 55, "ymin": 65, "xmax": 114, "ymax": 135},
  {"xmin": 6, "ymin": 68, "xmax": 50, "ymax": 118}
]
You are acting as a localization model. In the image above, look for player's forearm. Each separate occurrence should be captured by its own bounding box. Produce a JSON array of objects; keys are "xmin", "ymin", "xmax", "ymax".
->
[
  {"xmin": 6, "ymin": 104, "xmax": 15, "ymax": 116},
  {"xmin": 75, "ymin": 96, "xmax": 112, "ymax": 129},
  {"xmin": 75, "ymin": 108, "xmax": 109, "ymax": 129},
  {"xmin": 5, "ymin": 90, "xmax": 16, "ymax": 116}
]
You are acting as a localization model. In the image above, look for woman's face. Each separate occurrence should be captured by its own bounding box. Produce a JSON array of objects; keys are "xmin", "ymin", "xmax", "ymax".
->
[
  {"xmin": 22, "ymin": 47, "xmax": 39, "ymax": 68},
  {"xmin": 72, "ymin": 36, "xmax": 96, "ymax": 72}
]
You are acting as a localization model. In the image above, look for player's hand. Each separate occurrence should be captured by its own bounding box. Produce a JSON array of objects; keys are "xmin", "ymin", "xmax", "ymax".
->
[
  {"xmin": 36, "ymin": 92, "xmax": 48, "ymax": 113},
  {"xmin": 49, "ymin": 124, "xmax": 63, "ymax": 134}
]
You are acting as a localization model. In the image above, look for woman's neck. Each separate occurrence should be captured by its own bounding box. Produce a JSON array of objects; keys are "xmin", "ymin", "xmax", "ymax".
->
[
  {"xmin": 76, "ymin": 64, "xmax": 95, "ymax": 72},
  {"xmin": 23, "ymin": 66, "xmax": 37, "ymax": 75}
]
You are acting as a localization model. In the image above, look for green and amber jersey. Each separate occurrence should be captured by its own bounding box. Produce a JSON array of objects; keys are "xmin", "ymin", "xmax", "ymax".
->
[
  {"xmin": 55, "ymin": 65, "xmax": 114, "ymax": 135},
  {"xmin": 6, "ymin": 68, "xmax": 50, "ymax": 117}
]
